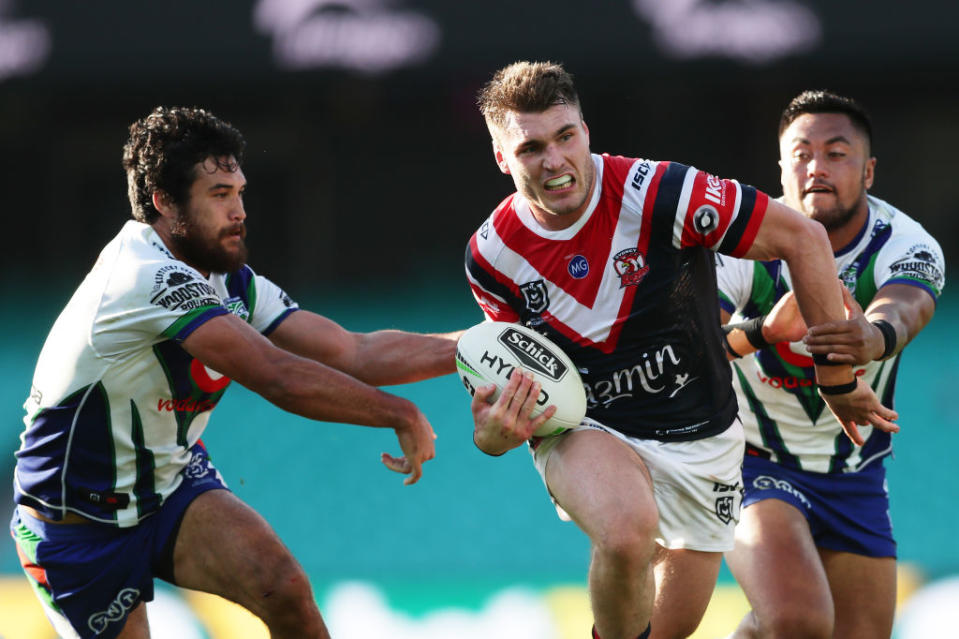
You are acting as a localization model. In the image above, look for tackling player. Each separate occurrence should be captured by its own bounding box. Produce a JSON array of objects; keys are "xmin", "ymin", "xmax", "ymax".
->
[
  {"xmin": 718, "ymin": 91, "xmax": 944, "ymax": 638},
  {"xmin": 464, "ymin": 62, "xmax": 898, "ymax": 639},
  {"xmin": 10, "ymin": 106, "xmax": 459, "ymax": 639}
]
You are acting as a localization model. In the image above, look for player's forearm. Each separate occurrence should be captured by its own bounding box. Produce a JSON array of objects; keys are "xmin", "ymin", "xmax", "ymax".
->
[
  {"xmin": 253, "ymin": 355, "xmax": 420, "ymax": 430},
  {"xmin": 779, "ymin": 223, "xmax": 855, "ymax": 384},
  {"xmin": 864, "ymin": 285, "xmax": 936, "ymax": 359},
  {"xmin": 351, "ymin": 330, "xmax": 461, "ymax": 385}
]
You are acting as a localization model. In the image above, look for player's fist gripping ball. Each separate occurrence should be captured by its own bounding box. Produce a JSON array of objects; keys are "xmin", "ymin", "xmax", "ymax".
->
[{"xmin": 456, "ymin": 321, "xmax": 586, "ymax": 437}]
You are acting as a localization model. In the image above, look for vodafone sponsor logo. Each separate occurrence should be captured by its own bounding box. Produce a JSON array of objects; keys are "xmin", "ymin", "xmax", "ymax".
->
[
  {"xmin": 157, "ymin": 398, "xmax": 217, "ymax": 413},
  {"xmin": 755, "ymin": 367, "xmax": 865, "ymax": 390}
]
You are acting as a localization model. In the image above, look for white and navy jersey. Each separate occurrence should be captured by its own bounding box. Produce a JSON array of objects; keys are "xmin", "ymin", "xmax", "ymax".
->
[
  {"xmin": 14, "ymin": 220, "xmax": 299, "ymax": 527},
  {"xmin": 466, "ymin": 153, "xmax": 769, "ymax": 441},
  {"xmin": 717, "ymin": 195, "xmax": 945, "ymax": 473}
]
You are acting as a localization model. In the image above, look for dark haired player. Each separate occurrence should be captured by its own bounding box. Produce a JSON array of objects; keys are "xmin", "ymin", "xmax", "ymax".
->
[
  {"xmin": 718, "ymin": 90, "xmax": 944, "ymax": 639},
  {"xmin": 11, "ymin": 106, "xmax": 459, "ymax": 638}
]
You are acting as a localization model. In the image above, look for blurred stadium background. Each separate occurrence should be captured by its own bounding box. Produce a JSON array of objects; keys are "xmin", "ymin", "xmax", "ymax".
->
[{"xmin": 1, "ymin": 1, "xmax": 956, "ymax": 637}]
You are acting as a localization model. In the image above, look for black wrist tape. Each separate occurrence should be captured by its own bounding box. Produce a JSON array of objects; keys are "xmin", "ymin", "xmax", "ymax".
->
[
  {"xmin": 818, "ymin": 379, "xmax": 858, "ymax": 395},
  {"xmin": 812, "ymin": 352, "xmax": 843, "ymax": 366},
  {"xmin": 872, "ymin": 319, "xmax": 897, "ymax": 360},
  {"xmin": 727, "ymin": 315, "xmax": 770, "ymax": 349}
]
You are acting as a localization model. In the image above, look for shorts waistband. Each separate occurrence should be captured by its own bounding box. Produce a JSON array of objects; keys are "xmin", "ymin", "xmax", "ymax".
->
[{"xmin": 15, "ymin": 505, "xmax": 122, "ymax": 541}]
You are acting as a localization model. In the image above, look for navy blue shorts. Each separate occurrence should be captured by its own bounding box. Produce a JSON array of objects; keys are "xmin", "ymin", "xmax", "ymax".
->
[
  {"xmin": 741, "ymin": 454, "xmax": 896, "ymax": 558},
  {"xmin": 9, "ymin": 444, "xmax": 228, "ymax": 639}
]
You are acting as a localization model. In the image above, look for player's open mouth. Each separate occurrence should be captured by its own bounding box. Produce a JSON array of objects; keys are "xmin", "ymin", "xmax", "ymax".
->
[
  {"xmin": 804, "ymin": 184, "xmax": 834, "ymax": 196},
  {"xmin": 544, "ymin": 174, "xmax": 574, "ymax": 191}
]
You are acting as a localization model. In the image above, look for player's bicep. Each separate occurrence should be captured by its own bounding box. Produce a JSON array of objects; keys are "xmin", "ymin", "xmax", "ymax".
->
[
  {"xmin": 182, "ymin": 314, "xmax": 289, "ymax": 390},
  {"xmin": 739, "ymin": 199, "xmax": 822, "ymax": 262}
]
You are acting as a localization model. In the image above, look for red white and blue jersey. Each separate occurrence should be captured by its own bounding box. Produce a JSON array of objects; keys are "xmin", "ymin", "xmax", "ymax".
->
[
  {"xmin": 14, "ymin": 221, "xmax": 298, "ymax": 527},
  {"xmin": 466, "ymin": 153, "xmax": 769, "ymax": 441}
]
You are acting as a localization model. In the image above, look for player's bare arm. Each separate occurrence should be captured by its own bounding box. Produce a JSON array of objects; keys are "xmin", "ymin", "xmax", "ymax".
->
[
  {"xmin": 721, "ymin": 292, "xmax": 807, "ymax": 361},
  {"xmin": 183, "ymin": 313, "xmax": 436, "ymax": 484},
  {"xmin": 740, "ymin": 198, "xmax": 899, "ymax": 441},
  {"xmin": 804, "ymin": 283, "xmax": 936, "ymax": 365},
  {"xmin": 471, "ymin": 370, "xmax": 556, "ymax": 456},
  {"xmin": 267, "ymin": 309, "xmax": 460, "ymax": 385}
]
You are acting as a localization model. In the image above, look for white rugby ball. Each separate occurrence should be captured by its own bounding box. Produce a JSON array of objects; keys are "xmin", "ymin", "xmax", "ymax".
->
[{"xmin": 456, "ymin": 321, "xmax": 586, "ymax": 437}]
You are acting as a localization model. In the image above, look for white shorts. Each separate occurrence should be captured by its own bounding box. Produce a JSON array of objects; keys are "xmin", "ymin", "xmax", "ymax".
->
[{"xmin": 531, "ymin": 418, "xmax": 745, "ymax": 552}]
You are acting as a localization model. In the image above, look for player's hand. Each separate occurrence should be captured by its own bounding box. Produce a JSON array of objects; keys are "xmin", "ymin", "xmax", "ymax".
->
[
  {"xmin": 804, "ymin": 286, "xmax": 884, "ymax": 365},
  {"xmin": 381, "ymin": 406, "xmax": 436, "ymax": 485},
  {"xmin": 819, "ymin": 378, "xmax": 899, "ymax": 446},
  {"xmin": 471, "ymin": 369, "xmax": 556, "ymax": 456},
  {"xmin": 762, "ymin": 291, "xmax": 807, "ymax": 344}
]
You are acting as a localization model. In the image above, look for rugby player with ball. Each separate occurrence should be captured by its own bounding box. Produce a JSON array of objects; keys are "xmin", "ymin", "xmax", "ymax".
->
[{"xmin": 463, "ymin": 62, "xmax": 897, "ymax": 639}]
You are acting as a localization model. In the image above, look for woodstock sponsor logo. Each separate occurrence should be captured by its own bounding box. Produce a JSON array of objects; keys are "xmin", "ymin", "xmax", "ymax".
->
[{"xmin": 88, "ymin": 588, "xmax": 140, "ymax": 634}]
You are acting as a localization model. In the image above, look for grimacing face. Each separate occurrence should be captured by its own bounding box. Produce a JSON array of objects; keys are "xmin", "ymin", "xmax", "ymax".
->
[
  {"xmin": 168, "ymin": 156, "xmax": 249, "ymax": 274},
  {"xmin": 491, "ymin": 103, "xmax": 596, "ymax": 230},
  {"xmin": 779, "ymin": 112, "xmax": 875, "ymax": 232}
]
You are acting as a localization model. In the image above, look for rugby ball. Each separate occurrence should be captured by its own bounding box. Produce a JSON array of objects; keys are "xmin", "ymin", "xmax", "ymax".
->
[{"xmin": 456, "ymin": 321, "xmax": 586, "ymax": 437}]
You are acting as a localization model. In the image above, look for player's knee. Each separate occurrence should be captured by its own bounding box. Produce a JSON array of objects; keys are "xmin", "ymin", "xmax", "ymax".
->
[
  {"xmin": 760, "ymin": 604, "xmax": 832, "ymax": 639},
  {"xmin": 256, "ymin": 554, "xmax": 321, "ymax": 624},
  {"xmin": 592, "ymin": 514, "xmax": 658, "ymax": 569}
]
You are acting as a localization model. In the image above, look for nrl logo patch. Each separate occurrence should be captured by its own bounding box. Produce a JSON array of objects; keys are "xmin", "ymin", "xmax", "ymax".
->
[
  {"xmin": 613, "ymin": 248, "xmax": 650, "ymax": 288},
  {"xmin": 715, "ymin": 495, "xmax": 735, "ymax": 525},
  {"xmin": 520, "ymin": 280, "xmax": 550, "ymax": 313}
]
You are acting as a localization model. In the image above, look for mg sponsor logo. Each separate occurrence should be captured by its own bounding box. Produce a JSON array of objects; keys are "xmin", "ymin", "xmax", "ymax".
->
[{"xmin": 568, "ymin": 255, "xmax": 589, "ymax": 279}]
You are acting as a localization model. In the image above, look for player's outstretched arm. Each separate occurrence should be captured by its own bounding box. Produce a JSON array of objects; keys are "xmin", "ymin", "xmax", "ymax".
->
[
  {"xmin": 739, "ymin": 199, "xmax": 898, "ymax": 439},
  {"xmin": 720, "ymin": 292, "xmax": 807, "ymax": 360},
  {"xmin": 471, "ymin": 370, "xmax": 556, "ymax": 456},
  {"xmin": 183, "ymin": 314, "xmax": 436, "ymax": 484},
  {"xmin": 267, "ymin": 309, "xmax": 461, "ymax": 386},
  {"xmin": 804, "ymin": 284, "xmax": 936, "ymax": 365}
]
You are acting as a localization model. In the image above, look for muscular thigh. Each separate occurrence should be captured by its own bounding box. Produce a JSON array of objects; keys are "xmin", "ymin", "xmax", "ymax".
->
[
  {"xmin": 543, "ymin": 428, "xmax": 657, "ymax": 537},
  {"xmin": 725, "ymin": 498, "xmax": 832, "ymax": 616},
  {"xmin": 170, "ymin": 489, "xmax": 304, "ymax": 611},
  {"xmin": 820, "ymin": 549, "xmax": 896, "ymax": 639}
]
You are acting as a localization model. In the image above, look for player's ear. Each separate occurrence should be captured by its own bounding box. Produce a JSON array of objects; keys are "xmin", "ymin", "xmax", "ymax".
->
[
  {"xmin": 152, "ymin": 191, "xmax": 177, "ymax": 219},
  {"xmin": 863, "ymin": 156, "xmax": 876, "ymax": 190},
  {"xmin": 582, "ymin": 119, "xmax": 590, "ymax": 145},
  {"xmin": 493, "ymin": 142, "xmax": 510, "ymax": 175}
]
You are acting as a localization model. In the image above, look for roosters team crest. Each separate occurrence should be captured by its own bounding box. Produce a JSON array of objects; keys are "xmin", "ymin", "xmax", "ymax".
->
[{"xmin": 613, "ymin": 248, "xmax": 650, "ymax": 288}]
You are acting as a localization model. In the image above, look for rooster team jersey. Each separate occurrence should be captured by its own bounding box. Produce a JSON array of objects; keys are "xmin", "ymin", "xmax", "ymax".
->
[
  {"xmin": 466, "ymin": 153, "xmax": 769, "ymax": 442},
  {"xmin": 14, "ymin": 220, "xmax": 299, "ymax": 527},
  {"xmin": 716, "ymin": 195, "xmax": 945, "ymax": 473}
]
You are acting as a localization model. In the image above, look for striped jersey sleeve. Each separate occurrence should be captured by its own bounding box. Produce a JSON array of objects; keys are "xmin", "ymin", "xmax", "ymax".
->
[{"xmin": 664, "ymin": 164, "xmax": 769, "ymax": 257}]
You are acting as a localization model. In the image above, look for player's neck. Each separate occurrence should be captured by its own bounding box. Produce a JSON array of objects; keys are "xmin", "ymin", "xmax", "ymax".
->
[{"xmin": 827, "ymin": 201, "xmax": 870, "ymax": 253}]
